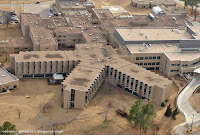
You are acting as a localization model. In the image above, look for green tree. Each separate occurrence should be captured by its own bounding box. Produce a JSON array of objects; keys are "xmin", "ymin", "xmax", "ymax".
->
[
  {"xmin": 0, "ymin": 121, "xmax": 18, "ymax": 135},
  {"xmin": 165, "ymin": 104, "xmax": 172, "ymax": 117},
  {"xmin": 172, "ymin": 107, "xmax": 179, "ymax": 120},
  {"xmin": 185, "ymin": 0, "xmax": 200, "ymax": 20},
  {"xmin": 128, "ymin": 99, "xmax": 156, "ymax": 135}
]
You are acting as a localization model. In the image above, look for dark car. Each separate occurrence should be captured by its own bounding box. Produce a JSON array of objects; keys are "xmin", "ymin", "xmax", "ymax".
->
[
  {"xmin": 10, "ymin": 12, "xmax": 16, "ymax": 15},
  {"xmin": 35, "ymin": 2, "xmax": 40, "ymax": 4},
  {"xmin": 50, "ymin": 9, "xmax": 53, "ymax": 13},
  {"xmin": 54, "ymin": 13, "xmax": 59, "ymax": 16}
]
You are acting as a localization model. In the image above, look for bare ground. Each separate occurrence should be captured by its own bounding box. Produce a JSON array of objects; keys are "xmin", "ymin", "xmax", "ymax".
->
[
  {"xmin": 0, "ymin": 78, "xmax": 185, "ymax": 135},
  {"xmin": 189, "ymin": 89, "xmax": 200, "ymax": 113},
  {"xmin": 0, "ymin": 0, "xmax": 53, "ymax": 4}
]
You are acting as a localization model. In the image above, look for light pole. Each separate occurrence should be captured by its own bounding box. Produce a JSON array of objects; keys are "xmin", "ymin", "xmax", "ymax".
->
[{"xmin": 190, "ymin": 114, "xmax": 194, "ymax": 131}]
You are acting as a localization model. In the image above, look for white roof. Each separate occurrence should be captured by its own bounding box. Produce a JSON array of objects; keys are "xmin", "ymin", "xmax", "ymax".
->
[
  {"xmin": 53, "ymin": 73, "xmax": 64, "ymax": 80},
  {"xmin": 194, "ymin": 68, "xmax": 200, "ymax": 74}
]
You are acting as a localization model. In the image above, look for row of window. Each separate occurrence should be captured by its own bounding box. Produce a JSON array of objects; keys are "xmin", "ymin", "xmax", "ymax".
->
[
  {"xmin": 136, "ymin": 62, "xmax": 160, "ymax": 66},
  {"xmin": 182, "ymin": 64, "xmax": 188, "ymax": 67},
  {"xmin": 136, "ymin": 56, "xmax": 161, "ymax": 60},
  {"xmin": 109, "ymin": 66, "xmax": 152, "ymax": 99},
  {"xmin": 171, "ymin": 70, "xmax": 179, "ymax": 72},
  {"xmin": 17, "ymin": 60, "xmax": 74, "ymax": 74},
  {"xmin": 86, "ymin": 68, "xmax": 106, "ymax": 105},
  {"xmin": 191, "ymin": 60, "xmax": 200, "ymax": 66},
  {"xmin": 171, "ymin": 64, "xmax": 180, "ymax": 66}
]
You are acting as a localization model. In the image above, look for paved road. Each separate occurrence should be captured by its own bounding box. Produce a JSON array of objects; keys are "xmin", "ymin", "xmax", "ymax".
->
[
  {"xmin": 175, "ymin": 77, "xmax": 200, "ymax": 135},
  {"xmin": 0, "ymin": 1, "xmax": 54, "ymax": 19},
  {"xmin": 177, "ymin": 77, "xmax": 200, "ymax": 121}
]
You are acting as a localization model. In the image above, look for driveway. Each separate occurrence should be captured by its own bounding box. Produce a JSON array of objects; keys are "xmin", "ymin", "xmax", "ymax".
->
[{"xmin": 177, "ymin": 77, "xmax": 200, "ymax": 122}]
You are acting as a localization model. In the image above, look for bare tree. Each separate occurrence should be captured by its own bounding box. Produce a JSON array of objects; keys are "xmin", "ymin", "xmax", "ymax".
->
[
  {"xmin": 52, "ymin": 122, "xmax": 59, "ymax": 135},
  {"xmin": 3, "ymin": 11, "xmax": 11, "ymax": 28},
  {"xmin": 42, "ymin": 103, "xmax": 52, "ymax": 113},
  {"xmin": 16, "ymin": 108, "xmax": 22, "ymax": 119},
  {"xmin": 105, "ymin": 102, "xmax": 112, "ymax": 121}
]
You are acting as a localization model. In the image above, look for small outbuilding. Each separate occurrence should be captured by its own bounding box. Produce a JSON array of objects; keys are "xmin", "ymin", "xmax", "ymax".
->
[{"xmin": 152, "ymin": 6, "xmax": 163, "ymax": 14}]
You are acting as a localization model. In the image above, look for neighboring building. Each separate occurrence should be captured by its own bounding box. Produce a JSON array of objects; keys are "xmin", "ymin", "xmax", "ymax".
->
[
  {"xmin": 55, "ymin": 0, "xmax": 91, "ymax": 16},
  {"xmin": 29, "ymin": 27, "xmax": 58, "ymax": 51},
  {"xmin": 10, "ymin": 44, "xmax": 172, "ymax": 109},
  {"xmin": 115, "ymin": 27, "xmax": 200, "ymax": 77},
  {"xmin": 131, "ymin": 0, "xmax": 155, "ymax": 8},
  {"xmin": 0, "ymin": 68, "xmax": 19, "ymax": 92},
  {"xmin": 11, "ymin": 37, "xmax": 33, "ymax": 53},
  {"xmin": 20, "ymin": 13, "xmax": 58, "ymax": 51},
  {"xmin": 20, "ymin": 13, "xmax": 43, "ymax": 37}
]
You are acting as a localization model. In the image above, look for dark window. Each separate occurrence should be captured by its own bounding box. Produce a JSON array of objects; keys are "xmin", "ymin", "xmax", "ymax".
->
[{"xmin": 71, "ymin": 89, "xmax": 75, "ymax": 108}]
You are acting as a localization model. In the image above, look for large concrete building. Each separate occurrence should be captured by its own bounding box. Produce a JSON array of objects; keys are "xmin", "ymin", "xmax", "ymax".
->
[
  {"xmin": 9, "ymin": 3, "xmax": 199, "ymax": 110},
  {"xmin": 10, "ymin": 44, "xmax": 172, "ymax": 109},
  {"xmin": 115, "ymin": 27, "xmax": 200, "ymax": 77}
]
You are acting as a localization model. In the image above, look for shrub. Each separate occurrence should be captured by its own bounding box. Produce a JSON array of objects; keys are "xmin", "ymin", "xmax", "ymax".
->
[
  {"xmin": 161, "ymin": 102, "xmax": 166, "ymax": 107},
  {"xmin": 165, "ymin": 99, "xmax": 168, "ymax": 103}
]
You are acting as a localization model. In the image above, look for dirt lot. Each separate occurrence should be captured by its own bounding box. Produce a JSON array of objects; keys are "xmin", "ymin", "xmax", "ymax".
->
[
  {"xmin": 0, "ymin": 0, "xmax": 53, "ymax": 4},
  {"xmin": 189, "ymin": 89, "xmax": 200, "ymax": 113},
  {"xmin": 0, "ymin": 78, "xmax": 185, "ymax": 135}
]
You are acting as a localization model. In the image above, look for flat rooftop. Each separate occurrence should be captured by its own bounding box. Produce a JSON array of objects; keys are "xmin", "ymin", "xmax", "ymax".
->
[
  {"xmin": 0, "ymin": 68, "xmax": 18, "ymax": 85},
  {"xmin": 126, "ymin": 43, "xmax": 181, "ymax": 53},
  {"xmin": 92, "ymin": 9, "xmax": 114, "ymax": 19},
  {"xmin": 63, "ymin": 64, "xmax": 104, "ymax": 91},
  {"xmin": 68, "ymin": 15, "xmax": 92, "ymax": 28},
  {"xmin": 21, "ymin": 13, "xmax": 43, "ymax": 27},
  {"xmin": 165, "ymin": 52, "xmax": 200, "ymax": 61},
  {"xmin": 11, "ymin": 44, "xmax": 171, "ymax": 88},
  {"xmin": 115, "ymin": 28, "xmax": 192, "ymax": 41},
  {"xmin": 53, "ymin": 17, "xmax": 68, "ymax": 27},
  {"xmin": 42, "ymin": 19, "xmax": 57, "ymax": 29},
  {"xmin": 30, "ymin": 27, "xmax": 57, "ymax": 45},
  {"xmin": 11, "ymin": 37, "xmax": 33, "ymax": 48},
  {"xmin": 126, "ymin": 43, "xmax": 200, "ymax": 61},
  {"xmin": 59, "ymin": 1, "xmax": 86, "ymax": 10}
]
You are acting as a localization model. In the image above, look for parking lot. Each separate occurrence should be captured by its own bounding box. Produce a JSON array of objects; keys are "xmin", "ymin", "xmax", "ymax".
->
[
  {"xmin": 23, "ymin": 1, "xmax": 54, "ymax": 19},
  {"xmin": 0, "ymin": 1, "xmax": 54, "ymax": 19}
]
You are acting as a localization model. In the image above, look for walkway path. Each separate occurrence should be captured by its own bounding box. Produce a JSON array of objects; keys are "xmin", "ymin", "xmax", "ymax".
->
[
  {"xmin": 174, "ymin": 77, "xmax": 200, "ymax": 135},
  {"xmin": 177, "ymin": 77, "xmax": 200, "ymax": 122}
]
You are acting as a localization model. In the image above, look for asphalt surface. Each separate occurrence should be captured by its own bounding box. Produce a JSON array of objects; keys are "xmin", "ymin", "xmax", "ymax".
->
[
  {"xmin": 0, "ymin": 1, "xmax": 54, "ymax": 19},
  {"xmin": 177, "ymin": 77, "xmax": 200, "ymax": 122}
]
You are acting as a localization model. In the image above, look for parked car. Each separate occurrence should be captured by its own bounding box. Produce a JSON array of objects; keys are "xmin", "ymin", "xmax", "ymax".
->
[
  {"xmin": 10, "ymin": 12, "xmax": 16, "ymax": 16},
  {"xmin": 35, "ymin": 2, "xmax": 40, "ymax": 4},
  {"xmin": 11, "ymin": 17, "xmax": 18, "ymax": 21},
  {"xmin": 50, "ymin": 9, "xmax": 53, "ymax": 13},
  {"xmin": 54, "ymin": 13, "xmax": 59, "ymax": 16}
]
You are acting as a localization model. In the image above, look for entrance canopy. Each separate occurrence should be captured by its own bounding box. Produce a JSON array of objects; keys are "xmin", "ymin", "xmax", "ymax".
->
[{"xmin": 194, "ymin": 68, "xmax": 200, "ymax": 74}]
